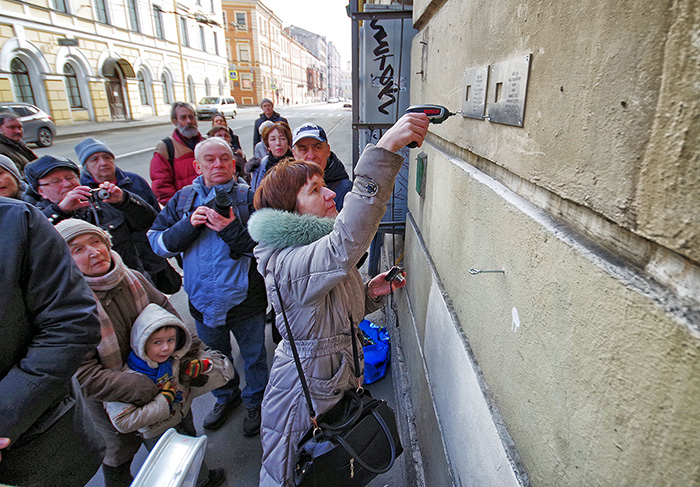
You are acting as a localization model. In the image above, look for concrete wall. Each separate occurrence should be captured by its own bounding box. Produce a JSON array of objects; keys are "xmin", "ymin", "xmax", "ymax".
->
[{"xmin": 400, "ymin": 0, "xmax": 700, "ymax": 485}]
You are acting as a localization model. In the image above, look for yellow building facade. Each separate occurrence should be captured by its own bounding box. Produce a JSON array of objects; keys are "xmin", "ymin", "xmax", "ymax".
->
[{"xmin": 0, "ymin": 0, "xmax": 229, "ymax": 125}]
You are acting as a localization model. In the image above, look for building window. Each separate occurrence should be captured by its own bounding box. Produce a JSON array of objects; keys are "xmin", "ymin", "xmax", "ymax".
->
[
  {"xmin": 10, "ymin": 58, "xmax": 35, "ymax": 105},
  {"xmin": 127, "ymin": 0, "xmax": 139, "ymax": 31},
  {"xmin": 210, "ymin": 0, "xmax": 214, "ymax": 13},
  {"xmin": 204, "ymin": 78, "xmax": 211, "ymax": 96},
  {"xmin": 187, "ymin": 76, "xmax": 195, "ymax": 103},
  {"xmin": 236, "ymin": 12, "xmax": 246, "ymax": 30},
  {"xmin": 137, "ymin": 71, "xmax": 149, "ymax": 105},
  {"xmin": 213, "ymin": 31, "xmax": 219, "ymax": 55},
  {"xmin": 238, "ymin": 44, "xmax": 250, "ymax": 62},
  {"xmin": 161, "ymin": 74, "xmax": 172, "ymax": 104},
  {"xmin": 53, "ymin": 0, "xmax": 68, "ymax": 13},
  {"xmin": 63, "ymin": 63, "xmax": 82, "ymax": 108},
  {"xmin": 180, "ymin": 17, "xmax": 189, "ymax": 47},
  {"xmin": 153, "ymin": 6, "xmax": 164, "ymax": 39},
  {"xmin": 241, "ymin": 73, "xmax": 252, "ymax": 90},
  {"xmin": 94, "ymin": 0, "xmax": 108, "ymax": 23},
  {"xmin": 218, "ymin": 79, "xmax": 224, "ymax": 95},
  {"xmin": 199, "ymin": 25, "xmax": 206, "ymax": 51}
]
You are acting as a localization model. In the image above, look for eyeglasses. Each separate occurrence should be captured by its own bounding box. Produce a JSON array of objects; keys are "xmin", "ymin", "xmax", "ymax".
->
[{"xmin": 38, "ymin": 175, "xmax": 79, "ymax": 187}]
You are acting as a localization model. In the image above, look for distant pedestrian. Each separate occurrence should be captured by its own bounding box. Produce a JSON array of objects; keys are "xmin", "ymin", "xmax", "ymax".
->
[
  {"xmin": 0, "ymin": 199, "xmax": 104, "ymax": 487},
  {"xmin": 151, "ymin": 102, "xmax": 204, "ymax": 205},
  {"xmin": 76, "ymin": 137, "xmax": 182, "ymax": 294},
  {"xmin": 253, "ymin": 98, "xmax": 288, "ymax": 147},
  {"xmin": 0, "ymin": 111, "xmax": 36, "ymax": 176},
  {"xmin": 149, "ymin": 138, "xmax": 268, "ymax": 437}
]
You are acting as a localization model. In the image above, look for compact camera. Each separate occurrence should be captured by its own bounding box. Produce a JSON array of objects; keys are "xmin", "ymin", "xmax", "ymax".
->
[{"xmin": 89, "ymin": 188, "xmax": 110, "ymax": 201}]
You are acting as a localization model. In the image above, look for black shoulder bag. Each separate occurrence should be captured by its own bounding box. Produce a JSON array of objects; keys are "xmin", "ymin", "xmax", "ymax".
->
[{"xmin": 274, "ymin": 280, "xmax": 403, "ymax": 487}]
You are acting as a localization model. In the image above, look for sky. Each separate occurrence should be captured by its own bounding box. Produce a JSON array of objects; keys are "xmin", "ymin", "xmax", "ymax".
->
[{"xmin": 259, "ymin": 0, "xmax": 351, "ymax": 68}]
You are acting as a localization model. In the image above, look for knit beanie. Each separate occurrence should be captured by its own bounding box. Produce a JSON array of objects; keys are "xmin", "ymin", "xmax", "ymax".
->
[
  {"xmin": 55, "ymin": 218, "xmax": 112, "ymax": 248},
  {"xmin": 0, "ymin": 155, "xmax": 20, "ymax": 184},
  {"xmin": 261, "ymin": 98, "xmax": 273, "ymax": 107},
  {"xmin": 75, "ymin": 137, "xmax": 114, "ymax": 166}
]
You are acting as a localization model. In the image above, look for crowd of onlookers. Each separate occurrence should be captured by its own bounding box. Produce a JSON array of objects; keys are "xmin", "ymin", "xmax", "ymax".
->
[{"xmin": 0, "ymin": 96, "xmax": 427, "ymax": 487}]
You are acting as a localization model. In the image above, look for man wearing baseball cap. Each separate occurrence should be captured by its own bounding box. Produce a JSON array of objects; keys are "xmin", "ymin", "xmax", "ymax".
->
[
  {"xmin": 291, "ymin": 123, "xmax": 353, "ymax": 211},
  {"xmin": 24, "ymin": 155, "xmax": 157, "ymax": 274},
  {"xmin": 253, "ymin": 98, "xmax": 288, "ymax": 147}
]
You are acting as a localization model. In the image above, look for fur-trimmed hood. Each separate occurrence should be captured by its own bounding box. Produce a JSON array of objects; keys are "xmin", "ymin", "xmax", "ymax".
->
[{"xmin": 248, "ymin": 208, "xmax": 335, "ymax": 250}]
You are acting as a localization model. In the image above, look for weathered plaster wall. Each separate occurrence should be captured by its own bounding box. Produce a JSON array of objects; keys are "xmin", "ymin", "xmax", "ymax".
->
[{"xmin": 403, "ymin": 0, "xmax": 700, "ymax": 485}]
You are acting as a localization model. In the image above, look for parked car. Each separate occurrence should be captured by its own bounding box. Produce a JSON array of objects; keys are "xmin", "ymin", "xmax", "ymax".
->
[
  {"xmin": 195, "ymin": 96, "xmax": 238, "ymax": 120},
  {"xmin": 0, "ymin": 102, "xmax": 56, "ymax": 147}
]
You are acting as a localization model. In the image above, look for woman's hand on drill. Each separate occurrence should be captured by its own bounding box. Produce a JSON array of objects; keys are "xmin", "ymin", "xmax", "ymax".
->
[{"xmin": 377, "ymin": 113, "xmax": 429, "ymax": 152}]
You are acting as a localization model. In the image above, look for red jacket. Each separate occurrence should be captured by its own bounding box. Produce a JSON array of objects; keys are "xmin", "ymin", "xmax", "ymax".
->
[{"xmin": 150, "ymin": 130, "xmax": 203, "ymax": 205}]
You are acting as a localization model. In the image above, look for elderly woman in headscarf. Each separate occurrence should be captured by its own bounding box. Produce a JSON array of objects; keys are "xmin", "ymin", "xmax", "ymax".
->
[
  {"xmin": 54, "ymin": 219, "xmax": 214, "ymax": 487},
  {"xmin": 247, "ymin": 113, "xmax": 428, "ymax": 486}
]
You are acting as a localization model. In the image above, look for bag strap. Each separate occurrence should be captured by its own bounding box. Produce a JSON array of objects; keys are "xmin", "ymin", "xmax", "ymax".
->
[
  {"xmin": 175, "ymin": 186, "xmax": 197, "ymax": 215},
  {"xmin": 274, "ymin": 277, "xmax": 318, "ymax": 425},
  {"xmin": 162, "ymin": 137, "xmax": 175, "ymax": 166}
]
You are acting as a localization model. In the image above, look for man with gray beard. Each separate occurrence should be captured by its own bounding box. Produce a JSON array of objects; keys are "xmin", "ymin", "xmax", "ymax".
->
[{"xmin": 150, "ymin": 102, "xmax": 204, "ymax": 205}]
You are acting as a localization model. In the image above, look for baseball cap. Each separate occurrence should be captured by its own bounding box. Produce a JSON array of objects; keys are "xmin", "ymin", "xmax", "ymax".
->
[
  {"xmin": 292, "ymin": 123, "xmax": 328, "ymax": 146},
  {"xmin": 24, "ymin": 155, "xmax": 80, "ymax": 191}
]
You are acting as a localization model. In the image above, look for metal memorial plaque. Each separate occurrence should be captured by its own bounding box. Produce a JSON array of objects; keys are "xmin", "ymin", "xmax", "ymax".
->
[
  {"xmin": 487, "ymin": 54, "xmax": 531, "ymax": 127},
  {"xmin": 461, "ymin": 66, "xmax": 489, "ymax": 120}
]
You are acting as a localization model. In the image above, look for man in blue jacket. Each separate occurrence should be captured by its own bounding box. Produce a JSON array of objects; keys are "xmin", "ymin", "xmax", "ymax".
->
[
  {"xmin": 148, "ymin": 137, "xmax": 268, "ymax": 436},
  {"xmin": 0, "ymin": 197, "xmax": 104, "ymax": 486}
]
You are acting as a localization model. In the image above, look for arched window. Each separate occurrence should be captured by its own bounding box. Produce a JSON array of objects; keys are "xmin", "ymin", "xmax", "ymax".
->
[
  {"xmin": 63, "ymin": 63, "xmax": 83, "ymax": 108},
  {"xmin": 218, "ymin": 79, "xmax": 224, "ymax": 95},
  {"xmin": 204, "ymin": 78, "xmax": 210, "ymax": 96},
  {"xmin": 11, "ymin": 58, "xmax": 35, "ymax": 104},
  {"xmin": 137, "ymin": 71, "xmax": 149, "ymax": 105},
  {"xmin": 161, "ymin": 74, "xmax": 171, "ymax": 104},
  {"xmin": 187, "ymin": 76, "xmax": 195, "ymax": 103}
]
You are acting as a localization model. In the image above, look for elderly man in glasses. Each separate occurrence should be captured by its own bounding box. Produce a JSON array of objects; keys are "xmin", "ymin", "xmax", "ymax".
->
[{"xmin": 24, "ymin": 155, "xmax": 157, "ymax": 274}]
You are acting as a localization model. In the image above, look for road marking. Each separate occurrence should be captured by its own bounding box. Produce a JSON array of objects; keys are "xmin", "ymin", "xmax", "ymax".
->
[{"xmin": 117, "ymin": 147, "xmax": 154, "ymax": 159}]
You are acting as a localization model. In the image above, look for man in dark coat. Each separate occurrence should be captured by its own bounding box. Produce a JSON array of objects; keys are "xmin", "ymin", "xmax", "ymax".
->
[
  {"xmin": 24, "ymin": 154, "xmax": 157, "ymax": 274},
  {"xmin": 252, "ymin": 98, "xmax": 288, "ymax": 147},
  {"xmin": 0, "ymin": 197, "xmax": 104, "ymax": 486},
  {"xmin": 0, "ymin": 111, "xmax": 37, "ymax": 176},
  {"xmin": 291, "ymin": 123, "xmax": 353, "ymax": 211}
]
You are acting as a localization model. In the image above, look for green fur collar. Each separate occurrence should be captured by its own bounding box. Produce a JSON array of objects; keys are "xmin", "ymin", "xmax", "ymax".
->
[{"xmin": 248, "ymin": 208, "xmax": 335, "ymax": 250}]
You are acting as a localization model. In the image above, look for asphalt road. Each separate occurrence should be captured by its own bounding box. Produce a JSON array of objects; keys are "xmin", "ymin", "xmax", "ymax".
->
[
  {"xmin": 35, "ymin": 102, "xmax": 354, "ymax": 178},
  {"xmin": 75, "ymin": 103, "xmax": 407, "ymax": 486}
]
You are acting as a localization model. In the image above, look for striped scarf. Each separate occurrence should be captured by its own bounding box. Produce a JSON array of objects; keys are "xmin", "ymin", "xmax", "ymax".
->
[{"xmin": 85, "ymin": 251, "xmax": 150, "ymax": 370}]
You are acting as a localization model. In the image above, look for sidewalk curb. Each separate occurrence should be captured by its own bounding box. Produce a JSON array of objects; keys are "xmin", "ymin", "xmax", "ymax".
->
[{"xmin": 56, "ymin": 120, "xmax": 172, "ymax": 141}]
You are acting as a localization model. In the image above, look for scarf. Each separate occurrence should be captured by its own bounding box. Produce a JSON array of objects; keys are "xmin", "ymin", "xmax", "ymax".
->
[
  {"xmin": 247, "ymin": 208, "xmax": 335, "ymax": 250},
  {"xmin": 126, "ymin": 352, "xmax": 174, "ymax": 387},
  {"xmin": 85, "ymin": 251, "xmax": 150, "ymax": 370}
]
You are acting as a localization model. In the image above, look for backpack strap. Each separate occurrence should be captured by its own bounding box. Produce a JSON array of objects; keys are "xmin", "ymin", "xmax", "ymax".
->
[
  {"xmin": 235, "ymin": 182, "xmax": 252, "ymax": 224},
  {"xmin": 162, "ymin": 137, "xmax": 175, "ymax": 167},
  {"xmin": 175, "ymin": 186, "xmax": 197, "ymax": 215}
]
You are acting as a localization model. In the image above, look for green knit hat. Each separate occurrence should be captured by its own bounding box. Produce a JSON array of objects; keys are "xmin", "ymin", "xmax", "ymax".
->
[{"xmin": 55, "ymin": 218, "xmax": 111, "ymax": 248}]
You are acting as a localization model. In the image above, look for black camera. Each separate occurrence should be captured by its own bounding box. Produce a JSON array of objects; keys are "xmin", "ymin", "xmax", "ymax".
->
[
  {"xmin": 213, "ymin": 192, "xmax": 233, "ymax": 217},
  {"xmin": 89, "ymin": 188, "xmax": 110, "ymax": 201}
]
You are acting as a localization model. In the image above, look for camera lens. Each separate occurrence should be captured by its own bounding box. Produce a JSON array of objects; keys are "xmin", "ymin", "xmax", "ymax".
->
[
  {"xmin": 213, "ymin": 192, "xmax": 233, "ymax": 217},
  {"xmin": 96, "ymin": 188, "xmax": 110, "ymax": 200}
]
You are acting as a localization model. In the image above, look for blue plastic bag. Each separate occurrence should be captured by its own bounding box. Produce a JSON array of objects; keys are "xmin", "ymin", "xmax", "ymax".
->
[{"xmin": 359, "ymin": 319, "xmax": 390, "ymax": 384}]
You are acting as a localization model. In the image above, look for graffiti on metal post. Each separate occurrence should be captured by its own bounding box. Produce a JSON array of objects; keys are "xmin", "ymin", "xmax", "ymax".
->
[{"xmin": 370, "ymin": 19, "xmax": 397, "ymax": 115}]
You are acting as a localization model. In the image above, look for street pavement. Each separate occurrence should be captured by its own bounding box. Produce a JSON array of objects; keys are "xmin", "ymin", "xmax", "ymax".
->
[{"xmin": 69, "ymin": 103, "xmax": 408, "ymax": 486}]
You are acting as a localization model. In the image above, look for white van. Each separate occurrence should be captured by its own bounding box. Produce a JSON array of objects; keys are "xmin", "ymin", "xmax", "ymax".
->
[{"xmin": 195, "ymin": 96, "xmax": 238, "ymax": 120}]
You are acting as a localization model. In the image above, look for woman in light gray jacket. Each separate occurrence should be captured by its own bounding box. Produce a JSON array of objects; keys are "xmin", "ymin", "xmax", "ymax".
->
[{"xmin": 247, "ymin": 113, "xmax": 428, "ymax": 486}]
